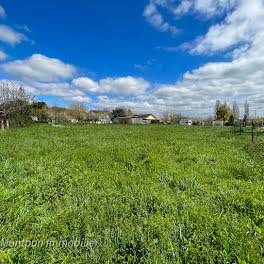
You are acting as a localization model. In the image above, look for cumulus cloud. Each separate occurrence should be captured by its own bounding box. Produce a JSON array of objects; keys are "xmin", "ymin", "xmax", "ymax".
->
[
  {"xmin": 190, "ymin": 0, "xmax": 264, "ymax": 55},
  {"xmin": 0, "ymin": 49, "xmax": 8, "ymax": 60},
  {"xmin": 99, "ymin": 77, "xmax": 149, "ymax": 95},
  {"xmin": 64, "ymin": 95, "xmax": 92, "ymax": 104},
  {"xmin": 192, "ymin": 0, "xmax": 235, "ymax": 18},
  {"xmin": 1, "ymin": 0, "xmax": 263, "ymax": 117},
  {"xmin": 0, "ymin": 5, "xmax": 6, "ymax": 19},
  {"xmin": 1, "ymin": 54, "xmax": 77, "ymax": 82},
  {"xmin": 72, "ymin": 77, "xmax": 99, "ymax": 93},
  {"xmin": 29, "ymin": 81, "xmax": 84, "ymax": 97},
  {"xmin": 138, "ymin": 0, "xmax": 264, "ymax": 116},
  {"xmin": 145, "ymin": 0, "xmax": 264, "ymax": 56},
  {"xmin": 72, "ymin": 76, "xmax": 150, "ymax": 95},
  {"xmin": 148, "ymin": 30, "xmax": 264, "ymax": 116},
  {"xmin": 0, "ymin": 24, "xmax": 27, "ymax": 45},
  {"xmin": 92, "ymin": 95, "xmax": 153, "ymax": 113}
]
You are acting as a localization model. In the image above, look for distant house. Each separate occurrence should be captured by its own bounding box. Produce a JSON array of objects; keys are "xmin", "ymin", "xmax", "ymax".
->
[
  {"xmin": 179, "ymin": 119, "xmax": 192, "ymax": 126},
  {"xmin": 118, "ymin": 114, "xmax": 158, "ymax": 124},
  {"xmin": 89, "ymin": 110, "xmax": 111, "ymax": 124},
  {"xmin": 89, "ymin": 110, "xmax": 102, "ymax": 115},
  {"xmin": 48, "ymin": 119, "xmax": 56, "ymax": 124},
  {"xmin": 212, "ymin": 120, "xmax": 224, "ymax": 126},
  {"xmin": 31, "ymin": 116, "xmax": 39, "ymax": 123},
  {"xmin": 133, "ymin": 114, "xmax": 157, "ymax": 124}
]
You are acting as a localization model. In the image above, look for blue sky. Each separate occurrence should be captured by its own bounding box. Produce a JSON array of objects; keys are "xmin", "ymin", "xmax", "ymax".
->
[{"xmin": 0, "ymin": 0, "xmax": 264, "ymax": 117}]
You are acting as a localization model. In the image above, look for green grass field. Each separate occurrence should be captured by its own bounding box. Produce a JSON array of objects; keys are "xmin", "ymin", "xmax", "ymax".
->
[{"xmin": 0, "ymin": 124, "xmax": 264, "ymax": 263}]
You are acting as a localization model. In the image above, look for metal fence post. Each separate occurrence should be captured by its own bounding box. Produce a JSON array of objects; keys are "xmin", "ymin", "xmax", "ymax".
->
[
  {"xmin": 1, "ymin": 120, "xmax": 4, "ymax": 131},
  {"xmin": 251, "ymin": 121, "xmax": 254, "ymax": 143}
]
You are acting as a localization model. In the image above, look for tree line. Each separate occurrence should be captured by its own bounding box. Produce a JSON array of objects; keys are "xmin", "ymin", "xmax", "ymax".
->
[
  {"xmin": 214, "ymin": 100, "xmax": 250, "ymax": 125},
  {"xmin": 1, "ymin": 80, "xmax": 262, "ymax": 130},
  {"xmin": 0, "ymin": 81, "xmax": 139, "ymax": 130},
  {"xmin": 0, "ymin": 81, "xmax": 47, "ymax": 130}
]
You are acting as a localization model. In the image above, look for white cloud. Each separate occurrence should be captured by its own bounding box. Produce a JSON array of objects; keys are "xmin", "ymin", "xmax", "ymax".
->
[
  {"xmin": 23, "ymin": 85, "xmax": 39, "ymax": 95},
  {"xmin": 0, "ymin": 24, "xmax": 27, "ymax": 45},
  {"xmin": 72, "ymin": 77, "xmax": 99, "ymax": 93},
  {"xmin": 147, "ymin": 30, "xmax": 264, "ymax": 116},
  {"xmin": 172, "ymin": 1, "xmax": 192, "ymax": 16},
  {"xmin": 143, "ymin": 2, "xmax": 178, "ymax": 35},
  {"xmin": 1, "ymin": 54, "xmax": 77, "ymax": 82},
  {"xmin": 138, "ymin": 0, "xmax": 264, "ymax": 116},
  {"xmin": 0, "ymin": 5, "xmax": 6, "ymax": 19},
  {"xmin": 144, "ymin": 0, "xmax": 264, "ymax": 56},
  {"xmin": 190, "ymin": 0, "xmax": 264, "ymax": 55},
  {"xmin": 143, "ymin": 0, "xmax": 236, "ymax": 35},
  {"xmin": 64, "ymin": 95, "xmax": 92, "ymax": 104},
  {"xmin": 0, "ymin": 49, "xmax": 8, "ymax": 60},
  {"xmin": 92, "ymin": 96, "xmax": 153, "ymax": 113},
  {"xmin": 32, "ymin": 81, "xmax": 84, "ymax": 97},
  {"xmin": 99, "ymin": 77, "xmax": 149, "ymax": 95},
  {"xmin": 72, "ymin": 76, "xmax": 150, "ymax": 96},
  {"xmin": 192, "ymin": 0, "xmax": 235, "ymax": 18},
  {"xmin": 2, "ymin": 0, "xmax": 264, "ymax": 118}
]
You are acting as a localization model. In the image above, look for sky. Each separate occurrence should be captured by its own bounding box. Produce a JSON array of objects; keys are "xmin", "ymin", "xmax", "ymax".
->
[{"xmin": 0, "ymin": 0, "xmax": 264, "ymax": 117}]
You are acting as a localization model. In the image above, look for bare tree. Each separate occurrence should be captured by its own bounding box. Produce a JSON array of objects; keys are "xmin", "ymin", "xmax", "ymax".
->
[
  {"xmin": 214, "ymin": 100, "xmax": 221, "ymax": 119},
  {"xmin": 232, "ymin": 100, "xmax": 240, "ymax": 122},
  {"xmin": 170, "ymin": 113, "xmax": 183, "ymax": 124},
  {"xmin": 67, "ymin": 103, "xmax": 88, "ymax": 122},
  {"xmin": 87, "ymin": 110, "xmax": 111, "ymax": 123},
  {"xmin": 243, "ymin": 100, "xmax": 250, "ymax": 125},
  {"xmin": 161, "ymin": 110, "xmax": 171, "ymax": 123},
  {"xmin": 48, "ymin": 106, "xmax": 69, "ymax": 123},
  {"xmin": 0, "ymin": 81, "xmax": 32, "ymax": 130},
  {"xmin": 204, "ymin": 116, "xmax": 214, "ymax": 126}
]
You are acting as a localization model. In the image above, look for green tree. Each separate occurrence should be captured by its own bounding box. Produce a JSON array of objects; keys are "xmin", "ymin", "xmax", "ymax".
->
[
  {"xmin": 0, "ymin": 81, "xmax": 33, "ymax": 129},
  {"xmin": 229, "ymin": 114, "xmax": 234, "ymax": 126},
  {"xmin": 110, "ymin": 107, "xmax": 127, "ymax": 121},
  {"xmin": 215, "ymin": 102, "xmax": 231, "ymax": 121},
  {"xmin": 32, "ymin": 102, "xmax": 49, "ymax": 122}
]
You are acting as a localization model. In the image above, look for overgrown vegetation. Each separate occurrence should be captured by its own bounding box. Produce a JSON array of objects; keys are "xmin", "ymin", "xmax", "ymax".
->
[
  {"xmin": 0, "ymin": 124, "xmax": 263, "ymax": 263},
  {"xmin": 0, "ymin": 81, "xmax": 49, "ymax": 129},
  {"xmin": 0, "ymin": 81, "xmax": 34, "ymax": 129}
]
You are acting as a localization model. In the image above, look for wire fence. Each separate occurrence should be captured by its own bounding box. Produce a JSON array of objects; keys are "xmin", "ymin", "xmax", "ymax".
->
[{"xmin": 231, "ymin": 121, "xmax": 264, "ymax": 143}]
